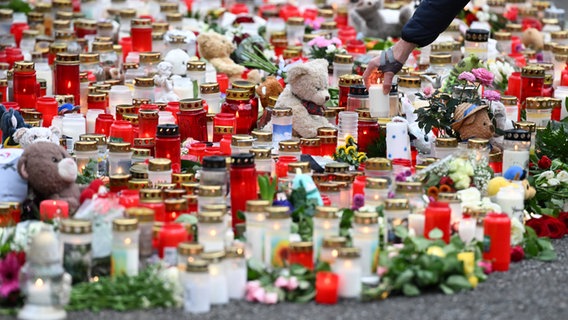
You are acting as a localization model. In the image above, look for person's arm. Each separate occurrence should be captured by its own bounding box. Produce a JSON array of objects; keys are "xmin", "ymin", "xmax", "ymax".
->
[{"xmin": 402, "ymin": 0, "xmax": 470, "ymax": 47}]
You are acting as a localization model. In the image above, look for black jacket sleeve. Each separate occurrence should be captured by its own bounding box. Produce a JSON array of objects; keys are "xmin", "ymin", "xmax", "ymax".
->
[{"xmin": 401, "ymin": 0, "xmax": 470, "ymax": 47}]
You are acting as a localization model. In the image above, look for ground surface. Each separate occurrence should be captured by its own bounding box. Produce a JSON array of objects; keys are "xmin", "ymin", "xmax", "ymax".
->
[{"xmin": 57, "ymin": 238, "xmax": 568, "ymax": 320}]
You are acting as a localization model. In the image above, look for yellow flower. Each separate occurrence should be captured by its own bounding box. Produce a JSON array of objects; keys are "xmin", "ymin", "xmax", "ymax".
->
[
  {"xmin": 337, "ymin": 145, "xmax": 347, "ymax": 153},
  {"xmin": 426, "ymin": 246, "xmax": 446, "ymax": 258},
  {"xmin": 345, "ymin": 135, "xmax": 355, "ymax": 145},
  {"xmin": 468, "ymin": 275, "xmax": 478, "ymax": 288},
  {"xmin": 357, "ymin": 152, "xmax": 366, "ymax": 158},
  {"xmin": 457, "ymin": 252, "xmax": 475, "ymax": 275},
  {"xmin": 346, "ymin": 146, "xmax": 357, "ymax": 155}
]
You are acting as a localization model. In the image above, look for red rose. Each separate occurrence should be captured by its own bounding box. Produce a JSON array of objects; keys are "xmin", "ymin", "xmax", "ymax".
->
[
  {"xmin": 526, "ymin": 218, "xmax": 551, "ymax": 237},
  {"xmin": 439, "ymin": 176, "xmax": 454, "ymax": 186},
  {"xmin": 538, "ymin": 156, "xmax": 552, "ymax": 170},
  {"xmin": 544, "ymin": 218, "xmax": 566, "ymax": 239},
  {"xmin": 510, "ymin": 246, "xmax": 525, "ymax": 262},
  {"xmin": 557, "ymin": 212, "xmax": 568, "ymax": 229}
]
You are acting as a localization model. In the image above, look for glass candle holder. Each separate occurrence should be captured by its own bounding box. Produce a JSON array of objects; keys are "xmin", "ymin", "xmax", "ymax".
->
[
  {"xmin": 224, "ymin": 246, "xmax": 247, "ymax": 299},
  {"xmin": 124, "ymin": 207, "xmax": 155, "ymax": 260},
  {"xmin": 357, "ymin": 118, "xmax": 380, "ymax": 153},
  {"xmin": 148, "ymin": 158, "xmax": 172, "ymax": 188},
  {"xmin": 251, "ymin": 130, "xmax": 273, "ymax": 149},
  {"xmin": 313, "ymin": 206, "xmax": 339, "ymax": 262},
  {"xmin": 200, "ymin": 156, "xmax": 228, "ymax": 194},
  {"xmin": 230, "ymin": 154, "xmax": 257, "ymax": 230},
  {"xmin": 346, "ymin": 84, "xmax": 369, "ymax": 112},
  {"xmin": 363, "ymin": 178, "xmax": 389, "ymax": 208},
  {"xmin": 200, "ymin": 83, "xmax": 221, "ymax": 114},
  {"xmin": 62, "ymin": 114, "xmax": 86, "ymax": 152},
  {"xmin": 319, "ymin": 236, "xmax": 347, "ymax": 266},
  {"xmin": 221, "ymin": 88, "xmax": 254, "ymax": 135},
  {"xmin": 263, "ymin": 206, "xmax": 291, "ymax": 268},
  {"xmin": 213, "ymin": 113, "xmax": 237, "ymax": 142},
  {"xmin": 108, "ymin": 142, "xmax": 132, "ymax": 175},
  {"xmin": 155, "ymin": 124, "xmax": 181, "ymax": 173},
  {"xmin": 318, "ymin": 182, "xmax": 341, "ymax": 207},
  {"xmin": 197, "ymin": 185, "xmax": 225, "ymax": 211},
  {"xmin": 139, "ymin": 188, "xmax": 166, "ymax": 222},
  {"xmin": 187, "ymin": 61, "xmax": 206, "ymax": 94},
  {"xmin": 501, "ymin": 95, "xmax": 519, "ymax": 122},
  {"xmin": 60, "ymin": 219, "xmax": 92, "ymax": 284},
  {"xmin": 278, "ymin": 140, "xmax": 301, "ymax": 160},
  {"xmin": 332, "ymin": 54, "xmax": 353, "ymax": 88},
  {"xmin": 272, "ymin": 107, "xmax": 293, "ymax": 148},
  {"xmin": 494, "ymin": 31, "xmax": 512, "ymax": 55},
  {"xmin": 397, "ymin": 76, "xmax": 421, "ymax": 103},
  {"xmin": 351, "ymin": 212, "xmax": 379, "ymax": 278},
  {"xmin": 181, "ymin": 260, "xmax": 210, "ymax": 314},
  {"xmin": 164, "ymin": 198, "xmax": 187, "ymax": 223},
  {"xmin": 12, "ymin": 61, "xmax": 37, "ymax": 110},
  {"xmin": 395, "ymin": 182, "xmax": 426, "ymax": 213},
  {"xmin": 286, "ymin": 17, "xmax": 305, "ymax": 46},
  {"xmin": 197, "ymin": 210, "xmax": 225, "ymax": 252},
  {"xmin": 299, "ymin": 137, "xmax": 321, "ymax": 156},
  {"xmin": 520, "ymin": 65, "xmax": 545, "ymax": 107},
  {"xmin": 111, "ymin": 218, "xmax": 139, "ymax": 276},
  {"xmin": 176, "ymin": 98, "xmax": 207, "ymax": 142},
  {"xmin": 177, "ymin": 242, "xmax": 204, "ymax": 270},
  {"xmin": 464, "ymin": 28, "xmax": 489, "ymax": 61},
  {"xmin": 74, "ymin": 140, "xmax": 98, "ymax": 174},
  {"xmin": 250, "ymin": 148, "xmax": 274, "ymax": 176},
  {"xmin": 332, "ymin": 247, "xmax": 362, "ymax": 298},
  {"xmin": 434, "ymin": 137, "xmax": 458, "ymax": 159},
  {"xmin": 133, "ymin": 77, "xmax": 155, "ymax": 101},
  {"xmin": 383, "ymin": 199, "xmax": 411, "ymax": 244},
  {"xmin": 138, "ymin": 109, "xmax": 159, "ymax": 139},
  {"xmin": 54, "ymin": 53, "xmax": 81, "ymax": 107},
  {"xmin": 337, "ymin": 111, "xmax": 358, "ymax": 147},
  {"xmin": 319, "ymin": 135, "xmax": 338, "ymax": 157},
  {"xmin": 139, "ymin": 52, "xmax": 161, "ymax": 78},
  {"xmin": 159, "ymin": 223, "xmax": 188, "ymax": 266},
  {"xmin": 288, "ymin": 241, "xmax": 314, "ymax": 270},
  {"xmin": 131, "ymin": 18, "xmax": 152, "ymax": 53},
  {"xmin": 525, "ymin": 97, "xmax": 552, "ymax": 127},
  {"xmin": 200, "ymin": 251, "xmax": 228, "ymax": 305},
  {"xmin": 244, "ymin": 200, "xmax": 270, "ymax": 262},
  {"xmin": 502, "ymin": 129, "xmax": 531, "ymax": 172}
]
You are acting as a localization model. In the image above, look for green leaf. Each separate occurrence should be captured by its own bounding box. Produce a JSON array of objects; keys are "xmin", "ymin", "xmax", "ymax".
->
[
  {"xmin": 294, "ymin": 289, "xmax": 316, "ymax": 303},
  {"xmin": 394, "ymin": 226, "xmax": 409, "ymax": 240},
  {"xmin": 536, "ymin": 250, "xmax": 557, "ymax": 261},
  {"xmin": 174, "ymin": 214, "xmax": 198, "ymax": 225},
  {"xmin": 445, "ymin": 275, "xmax": 472, "ymax": 290},
  {"xmin": 439, "ymin": 283, "xmax": 455, "ymax": 295},
  {"xmin": 402, "ymin": 283, "xmax": 420, "ymax": 296},
  {"xmin": 290, "ymin": 264, "xmax": 308, "ymax": 276},
  {"xmin": 394, "ymin": 269, "xmax": 414, "ymax": 288},
  {"xmin": 428, "ymin": 228, "xmax": 444, "ymax": 240}
]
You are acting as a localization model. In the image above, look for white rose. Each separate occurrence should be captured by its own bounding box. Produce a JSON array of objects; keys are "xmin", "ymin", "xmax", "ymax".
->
[
  {"xmin": 548, "ymin": 178, "xmax": 560, "ymax": 186},
  {"xmin": 557, "ymin": 171, "xmax": 568, "ymax": 183},
  {"xmin": 540, "ymin": 170, "xmax": 555, "ymax": 181},
  {"xmin": 325, "ymin": 45, "xmax": 336, "ymax": 54},
  {"xmin": 510, "ymin": 217, "xmax": 525, "ymax": 246}
]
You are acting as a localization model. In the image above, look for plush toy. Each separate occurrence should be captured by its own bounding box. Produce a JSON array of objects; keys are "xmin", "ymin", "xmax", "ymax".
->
[
  {"xmin": 197, "ymin": 31, "xmax": 261, "ymax": 83},
  {"xmin": 1, "ymin": 105, "xmax": 30, "ymax": 147},
  {"xmin": 18, "ymin": 142, "xmax": 81, "ymax": 215},
  {"xmin": 349, "ymin": 0, "xmax": 414, "ymax": 39},
  {"xmin": 153, "ymin": 61, "xmax": 180, "ymax": 102},
  {"xmin": 451, "ymin": 103, "xmax": 495, "ymax": 140},
  {"xmin": 262, "ymin": 59, "xmax": 332, "ymax": 138},
  {"xmin": 257, "ymin": 76, "xmax": 284, "ymax": 129},
  {"xmin": 13, "ymin": 126, "xmax": 61, "ymax": 149},
  {"xmin": 521, "ymin": 27, "xmax": 544, "ymax": 51}
]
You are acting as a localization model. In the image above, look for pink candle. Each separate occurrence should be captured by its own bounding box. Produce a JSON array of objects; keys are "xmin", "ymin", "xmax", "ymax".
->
[{"xmin": 39, "ymin": 200, "xmax": 69, "ymax": 220}]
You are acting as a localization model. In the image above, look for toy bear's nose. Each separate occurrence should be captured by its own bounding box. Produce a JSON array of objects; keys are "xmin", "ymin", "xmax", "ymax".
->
[{"xmin": 489, "ymin": 124, "xmax": 495, "ymax": 133}]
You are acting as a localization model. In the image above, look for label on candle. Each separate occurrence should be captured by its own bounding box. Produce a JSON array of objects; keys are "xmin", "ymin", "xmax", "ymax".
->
[
  {"xmin": 483, "ymin": 235, "xmax": 491, "ymax": 252},
  {"xmin": 64, "ymin": 243, "xmax": 92, "ymax": 284},
  {"xmin": 164, "ymin": 247, "xmax": 178, "ymax": 266},
  {"xmin": 112, "ymin": 248, "xmax": 138, "ymax": 276},
  {"xmin": 269, "ymin": 237, "xmax": 289, "ymax": 268},
  {"xmin": 502, "ymin": 149, "xmax": 529, "ymax": 171},
  {"xmin": 273, "ymin": 123, "xmax": 292, "ymax": 143}
]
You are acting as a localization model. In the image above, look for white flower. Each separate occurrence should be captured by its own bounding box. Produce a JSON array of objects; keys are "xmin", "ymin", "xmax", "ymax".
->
[
  {"xmin": 540, "ymin": 170, "xmax": 555, "ymax": 181},
  {"xmin": 458, "ymin": 187, "xmax": 482, "ymax": 204},
  {"xmin": 510, "ymin": 217, "xmax": 525, "ymax": 246},
  {"xmin": 557, "ymin": 171, "xmax": 568, "ymax": 183},
  {"xmin": 548, "ymin": 178, "xmax": 560, "ymax": 186},
  {"xmin": 325, "ymin": 44, "xmax": 337, "ymax": 54}
]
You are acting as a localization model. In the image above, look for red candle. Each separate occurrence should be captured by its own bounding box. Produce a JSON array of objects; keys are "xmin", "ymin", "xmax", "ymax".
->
[
  {"xmin": 134, "ymin": 137, "xmax": 155, "ymax": 157},
  {"xmin": 177, "ymin": 98, "xmax": 207, "ymax": 142},
  {"xmin": 353, "ymin": 175, "xmax": 366, "ymax": 197},
  {"xmin": 95, "ymin": 114, "xmax": 115, "ymax": 137},
  {"xmin": 315, "ymin": 272, "xmax": 339, "ymax": 304},
  {"xmin": 118, "ymin": 189, "xmax": 140, "ymax": 208},
  {"xmin": 39, "ymin": 200, "xmax": 69, "ymax": 221},
  {"xmin": 165, "ymin": 101, "xmax": 180, "ymax": 123},
  {"xmin": 483, "ymin": 213, "xmax": 511, "ymax": 271},
  {"xmin": 221, "ymin": 88, "xmax": 255, "ymax": 135},
  {"xmin": 230, "ymin": 154, "xmax": 257, "ymax": 230},
  {"xmin": 561, "ymin": 65, "xmax": 568, "ymax": 86},
  {"xmin": 138, "ymin": 109, "xmax": 159, "ymax": 139},
  {"xmin": 119, "ymin": 37, "xmax": 132, "ymax": 62},
  {"xmin": 216, "ymin": 73, "xmax": 229, "ymax": 94},
  {"xmin": 357, "ymin": 119, "xmax": 380, "ymax": 153},
  {"xmin": 54, "ymin": 53, "xmax": 81, "ymax": 106},
  {"xmin": 213, "ymin": 113, "xmax": 236, "ymax": 142},
  {"xmin": 155, "ymin": 124, "xmax": 181, "ymax": 173},
  {"xmin": 230, "ymin": 3, "xmax": 249, "ymax": 14},
  {"xmin": 276, "ymin": 155, "xmax": 298, "ymax": 178},
  {"xmin": 519, "ymin": 65, "xmax": 544, "ymax": 108},
  {"xmin": 346, "ymin": 40, "xmax": 366, "ymax": 56},
  {"xmin": 158, "ymin": 223, "xmax": 187, "ymax": 260},
  {"xmin": 188, "ymin": 142, "xmax": 206, "ymax": 163},
  {"xmin": 300, "ymin": 138, "xmax": 322, "ymax": 156},
  {"xmin": 204, "ymin": 146, "xmax": 222, "ymax": 157},
  {"xmin": 288, "ymin": 241, "xmax": 314, "ymax": 270},
  {"xmin": 319, "ymin": 135, "xmax": 338, "ymax": 157},
  {"xmin": 0, "ymin": 79, "xmax": 7, "ymax": 102},
  {"xmin": 424, "ymin": 202, "xmax": 451, "ymax": 243},
  {"xmin": 36, "ymin": 96, "xmax": 59, "ymax": 127},
  {"xmin": 13, "ymin": 61, "xmax": 37, "ymax": 109},
  {"xmin": 130, "ymin": 19, "xmax": 152, "ymax": 53},
  {"xmin": 506, "ymin": 71, "xmax": 521, "ymax": 99},
  {"xmin": 139, "ymin": 188, "xmax": 166, "ymax": 222},
  {"xmin": 109, "ymin": 120, "xmax": 134, "ymax": 144}
]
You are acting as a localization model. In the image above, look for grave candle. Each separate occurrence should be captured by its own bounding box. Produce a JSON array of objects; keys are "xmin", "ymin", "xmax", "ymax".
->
[
  {"xmin": 159, "ymin": 223, "xmax": 188, "ymax": 266},
  {"xmin": 131, "ymin": 18, "xmax": 152, "ymax": 53},
  {"xmin": 111, "ymin": 218, "xmax": 139, "ymax": 276},
  {"xmin": 155, "ymin": 124, "xmax": 181, "ymax": 173},
  {"xmin": 332, "ymin": 247, "xmax": 362, "ymax": 298},
  {"xmin": 458, "ymin": 217, "xmax": 476, "ymax": 245},
  {"xmin": 182, "ymin": 260, "xmax": 210, "ymax": 314},
  {"xmin": 319, "ymin": 236, "xmax": 347, "ymax": 266},
  {"xmin": 383, "ymin": 199, "xmax": 411, "ymax": 244},
  {"xmin": 59, "ymin": 219, "xmax": 93, "ymax": 284},
  {"xmin": 288, "ymin": 241, "xmax": 314, "ymax": 270},
  {"xmin": 230, "ymin": 154, "xmax": 257, "ymax": 230},
  {"xmin": 224, "ymin": 246, "xmax": 247, "ymax": 299},
  {"xmin": 315, "ymin": 271, "xmax": 339, "ymax": 304},
  {"xmin": 351, "ymin": 212, "xmax": 379, "ymax": 277},
  {"xmin": 408, "ymin": 212, "xmax": 425, "ymax": 238},
  {"xmin": 483, "ymin": 213, "xmax": 511, "ymax": 271},
  {"xmin": 124, "ymin": 207, "xmax": 155, "ymax": 260},
  {"xmin": 368, "ymin": 84, "xmax": 389, "ymax": 118},
  {"xmin": 177, "ymin": 242, "xmax": 204, "ymax": 270},
  {"xmin": 264, "ymin": 206, "xmax": 291, "ymax": 268},
  {"xmin": 39, "ymin": 200, "xmax": 69, "ymax": 221},
  {"xmin": 424, "ymin": 202, "xmax": 451, "ymax": 243},
  {"xmin": 54, "ymin": 53, "xmax": 80, "ymax": 106},
  {"xmin": 495, "ymin": 185, "xmax": 525, "ymax": 222},
  {"xmin": 201, "ymin": 251, "xmax": 229, "ymax": 305},
  {"xmin": 13, "ymin": 61, "xmax": 37, "ymax": 109},
  {"xmin": 364, "ymin": 178, "xmax": 389, "ymax": 208},
  {"xmin": 313, "ymin": 206, "xmax": 340, "ymax": 263},
  {"xmin": 198, "ymin": 210, "xmax": 226, "ymax": 253},
  {"xmin": 245, "ymin": 200, "xmax": 270, "ymax": 262},
  {"xmin": 502, "ymin": 129, "xmax": 531, "ymax": 172}
]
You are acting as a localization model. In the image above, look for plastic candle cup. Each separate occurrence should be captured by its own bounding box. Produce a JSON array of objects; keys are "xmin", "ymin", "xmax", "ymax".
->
[
  {"xmin": 272, "ymin": 107, "xmax": 293, "ymax": 149},
  {"xmin": 250, "ymin": 148, "xmax": 274, "ymax": 176},
  {"xmin": 245, "ymin": 200, "xmax": 271, "ymax": 262},
  {"xmin": 395, "ymin": 182, "xmax": 426, "ymax": 213},
  {"xmin": 59, "ymin": 219, "xmax": 93, "ymax": 284},
  {"xmin": 525, "ymin": 97, "xmax": 552, "ymax": 127},
  {"xmin": 502, "ymin": 129, "xmax": 531, "ymax": 172},
  {"xmin": 139, "ymin": 189, "xmax": 166, "ymax": 222},
  {"xmin": 351, "ymin": 212, "xmax": 380, "ymax": 278},
  {"xmin": 177, "ymin": 242, "xmax": 204, "ymax": 271},
  {"xmin": 54, "ymin": 53, "xmax": 81, "ymax": 106},
  {"xmin": 197, "ymin": 210, "xmax": 226, "ymax": 253},
  {"xmin": 383, "ymin": 199, "xmax": 411, "ymax": 244},
  {"xmin": 197, "ymin": 185, "xmax": 225, "ymax": 212},
  {"xmin": 111, "ymin": 218, "xmax": 139, "ymax": 277},
  {"xmin": 338, "ymin": 74, "xmax": 363, "ymax": 109},
  {"xmin": 437, "ymin": 193, "xmax": 463, "ymax": 225},
  {"xmin": 12, "ymin": 61, "xmax": 37, "ymax": 109},
  {"xmin": 155, "ymin": 124, "xmax": 181, "ymax": 173},
  {"xmin": 332, "ymin": 247, "xmax": 362, "ymax": 299},
  {"xmin": 131, "ymin": 18, "xmax": 152, "ymax": 53},
  {"xmin": 73, "ymin": 141, "xmax": 98, "ymax": 174},
  {"xmin": 181, "ymin": 259, "xmax": 211, "ymax": 314},
  {"xmin": 424, "ymin": 202, "xmax": 452, "ymax": 243},
  {"xmin": 147, "ymin": 158, "xmax": 172, "ymax": 188},
  {"xmin": 133, "ymin": 77, "xmax": 155, "ymax": 101},
  {"xmin": 124, "ymin": 207, "xmax": 155, "ymax": 260},
  {"xmin": 164, "ymin": 198, "xmax": 187, "ymax": 223},
  {"xmin": 319, "ymin": 236, "xmax": 347, "ymax": 266},
  {"xmin": 288, "ymin": 241, "xmax": 314, "ymax": 270},
  {"xmin": 520, "ymin": 65, "xmax": 545, "ymax": 107},
  {"xmin": 483, "ymin": 213, "xmax": 511, "ymax": 271},
  {"xmin": 318, "ymin": 182, "xmax": 341, "ymax": 207},
  {"xmin": 332, "ymin": 54, "xmax": 354, "ymax": 88},
  {"xmin": 159, "ymin": 223, "xmax": 188, "ymax": 266},
  {"xmin": 224, "ymin": 246, "xmax": 247, "ymax": 300},
  {"xmin": 220, "ymin": 88, "xmax": 254, "ymax": 135},
  {"xmin": 108, "ymin": 142, "xmax": 132, "ymax": 176},
  {"xmin": 200, "ymin": 83, "xmax": 221, "ymax": 114},
  {"xmin": 230, "ymin": 154, "xmax": 258, "ymax": 230},
  {"xmin": 315, "ymin": 271, "xmax": 339, "ymax": 304},
  {"xmin": 263, "ymin": 206, "xmax": 291, "ymax": 269},
  {"xmin": 200, "ymin": 251, "xmax": 229, "ymax": 305},
  {"xmin": 312, "ymin": 206, "xmax": 340, "ymax": 263},
  {"xmin": 464, "ymin": 28, "xmax": 489, "ymax": 61},
  {"xmin": 364, "ymin": 178, "xmax": 389, "ymax": 208}
]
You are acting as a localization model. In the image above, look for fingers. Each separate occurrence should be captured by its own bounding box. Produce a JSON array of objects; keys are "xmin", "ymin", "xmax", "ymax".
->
[
  {"xmin": 363, "ymin": 56, "xmax": 381, "ymax": 89},
  {"xmin": 382, "ymin": 71, "xmax": 395, "ymax": 95}
]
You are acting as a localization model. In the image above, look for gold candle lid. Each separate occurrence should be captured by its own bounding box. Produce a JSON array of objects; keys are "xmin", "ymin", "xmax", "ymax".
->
[
  {"xmin": 521, "ymin": 65, "xmax": 545, "ymax": 78},
  {"xmin": 279, "ymin": 140, "xmax": 300, "ymax": 153},
  {"xmin": 300, "ymin": 137, "xmax": 321, "ymax": 147},
  {"xmin": 314, "ymin": 206, "xmax": 338, "ymax": 219},
  {"xmin": 178, "ymin": 242, "xmax": 204, "ymax": 256},
  {"xmin": 251, "ymin": 130, "xmax": 272, "ymax": 142},
  {"xmin": 113, "ymin": 218, "xmax": 139, "ymax": 231},
  {"xmin": 289, "ymin": 241, "xmax": 313, "ymax": 253},
  {"xmin": 250, "ymin": 148, "xmax": 272, "ymax": 160},
  {"xmin": 429, "ymin": 53, "xmax": 452, "ymax": 65},
  {"xmin": 266, "ymin": 206, "xmax": 290, "ymax": 219},
  {"xmin": 201, "ymin": 204, "xmax": 227, "ymax": 214},
  {"xmin": 200, "ymin": 250, "xmax": 226, "ymax": 262},
  {"xmin": 288, "ymin": 162, "xmax": 310, "ymax": 174},
  {"xmin": 246, "ymin": 200, "xmax": 270, "ymax": 213},
  {"xmin": 467, "ymin": 138, "xmax": 489, "ymax": 149},
  {"xmin": 384, "ymin": 199, "xmax": 410, "ymax": 211},
  {"xmin": 165, "ymin": 198, "xmax": 187, "ymax": 212},
  {"xmin": 500, "ymin": 95, "xmax": 517, "ymax": 105},
  {"xmin": 181, "ymin": 182, "xmax": 199, "ymax": 195},
  {"xmin": 272, "ymin": 107, "xmax": 293, "ymax": 117},
  {"xmin": 354, "ymin": 211, "xmax": 378, "ymax": 224},
  {"xmin": 148, "ymin": 158, "xmax": 171, "ymax": 171},
  {"xmin": 317, "ymin": 127, "xmax": 338, "ymax": 137},
  {"xmin": 139, "ymin": 188, "xmax": 163, "ymax": 202},
  {"xmin": 226, "ymin": 88, "xmax": 250, "ymax": 101},
  {"xmin": 185, "ymin": 259, "xmax": 209, "ymax": 273},
  {"xmin": 338, "ymin": 74, "xmax": 363, "ymax": 86},
  {"xmin": 125, "ymin": 207, "xmax": 154, "ymax": 222},
  {"xmin": 525, "ymin": 97, "xmax": 551, "ymax": 109},
  {"xmin": 365, "ymin": 157, "xmax": 392, "ymax": 171},
  {"xmin": 337, "ymin": 247, "xmax": 360, "ymax": 259},
  {"xmin": 132, "ymin": 148, "xmax": 151, "ymax": 159},
  {"xmin": 60, "ymin": 219, "xmax": 92, "ymax": 234},
  {"xmin": 322, "ymin": 236, "xmax": 347, "ymax": 248},
  {"xmin": 108, "ymin": 142, "xmax": 131, "ymax": 153},
  {"xmin": 396, "ymin": 182, "xmax": 423, "ymax": 194},
  {"xmin": 437, "ymin": 192, "xmax": 461, "ymax": 203},
  {"xmin": 226, "ymin": 246, "xmax": 245, "ymax": 258},
  {"xmin": 187, "ymin": 61, "xmax": 206, "ymax": 72},
  {"xmin": 365, "ymin": 177, "xmax": 389, "ymax": 190},
  {"xmin": 398, "ymin": 76, "xmax": 421, "ymax": 88},
  {"xmin": 200, "ymin": 82, "xmax": 220, "ymax": 94},
  {"xmin": 74, "ymin": 140, "xmax": 98, "ymax": 152},
  {"xmin": 179, "ymin": 98, "xmax": 203, "ymax": 111},
  {"xmin": 139, "ymin": 52, "xmax": 161, "ymax": 63},
  {"xmin": 134, "ymin": 77, "xmax": 155, "ymax": 87},
  {"xmin": 131, "ymin": 18, "xmax": 152, "ymax": 27},
  {"xmin": 324, "ymin": 162, "xmax": 350, "ymax": 173},
  {"xmin": 198, "ymin": 185, "xmax": 222, "ymax": 197},
  {"xmin": 128, "ymin": 180, "xmax": 149, "ymax": 190},
  {"xmin": 198, "ymin": 210, "xmax": 224, "ymax": 223},
  {"xmin": 172, "ymin": 173, "xmax": 194, "ymax": 185},
  {"xmin": 334, "ymin": 54, "xmax": 353, "ymax": 64},
  {"xmin": 435, "ymin": 137, "xmax": 458, "ymax": 148},
  {"xmin": 231, "ymin": 134, "xmax": 254, "ymax": 147}
]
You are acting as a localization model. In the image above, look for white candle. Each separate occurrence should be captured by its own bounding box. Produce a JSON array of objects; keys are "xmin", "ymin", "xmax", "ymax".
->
[
  {"xmin": 332, "ymin": 248, "xmax": 362, "ymax": 298},
  {"xmin": 207, "ymin": 259, "xmax": 228, "ymax": 304},
  {"xmin": 369, "ymin": 84, "xmax": 390, "ymax": 118},
  {"xmin": 173, "ymin": 78, "xmax": 194, "ymax": 100},
  {"xmin": 496, "ymin": 185, "xmax": 525, "ymax": 221},
  {"xmin": 313, "ymin": 207, "xmax": 340, "ymax": 262},
  {"xmin": 386, "ymin": 120, "xmax": 411, "ymax": 160},
  {"xmin": 86, "ymin": 109, "xmax": 105, "ymax": 134},
  {"xmin": 198, "ymin": 211, "xmax": 226, "ymax": 253},
  {"xmin": 182, "ymin": 261, "xmax": 210, "ymax": 314},
  {"xmin": 264, "ymin": 207, "xmax": 291, "ymax": 268},
  {"xmin": 502, "ymin": 149, "xmax": 529, "ymax": 171},
  {"xmin": 408, "ymin": 213, "xmax": 425, "ymax": 237},
  {"xmin": 351, "ymin": 212, "xmax": 379, "ymax": 277},
  {"xmin": 458, "ymin": 218, "xmax": 476, "ymax": 244},
  {"xmin": 245, "ymin": 211, "xmax": 265, "ymax": 262},
  {"xmin": 224, "ymin": 247, "xmax": 247, "ymax": 300},
  {"xmin": 28, "ymin": 278, "xmax": 52, "ymax": 305}
]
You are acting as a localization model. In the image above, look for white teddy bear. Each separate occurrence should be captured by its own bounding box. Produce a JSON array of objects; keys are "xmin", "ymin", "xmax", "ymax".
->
[{"xmin": 13, "ymin": 126, "xmax": 61, "ymax": 149}]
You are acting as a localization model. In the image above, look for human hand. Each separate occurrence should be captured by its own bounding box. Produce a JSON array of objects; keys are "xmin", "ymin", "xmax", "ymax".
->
[{"xmin": 363, "ymin": 40, "xmax": 417, "ymax": 94}]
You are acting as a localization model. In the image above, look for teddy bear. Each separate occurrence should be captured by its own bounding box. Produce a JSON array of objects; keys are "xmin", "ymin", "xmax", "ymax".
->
[
  {"xmin": 256, "ymin": 76, "xmax": 284, "ymax": 128},
  {"xmin": 18, "ymin": 142, "xmax": 81, "ymax": 216},
  {"xmin": 197, "ymin": 31, "xmax": 261, "ymax": 83},
  {"xmin": 12, "ymin": 126, "xmax": 61, "ymax": 149},
  {"xmin": 451, "ymin": 103, "xmax": 495, "ymax": 141},
  {"xmin": 521, "ymin": 27, "xmax": 544, "ymax": 51},
  {"xmin": 262, "ymin": 59, "xmax": 332, "ymax": 138},
  {"xmin": 349, "ymin": 0, "xmax": 414, "ymax": 39},
  {"xmin": 1, "ymin": 105, "xmax": 30, "ymax": 147}
]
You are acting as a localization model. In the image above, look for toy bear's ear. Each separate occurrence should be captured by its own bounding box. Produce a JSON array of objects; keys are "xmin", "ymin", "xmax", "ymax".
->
[
  {"xmin": 17, "ymin": 153, "xmax": 29, "ymax": 180},
  {"xmin": 49, "ymin": 126, "xmax": 62, "ymax": 138},
  {"xmin": 287, "ymin": 63, "xmax": 309, "ymax": 83},
  {"xmin": 13, "ymin": 127, "xmax": 28, "ymax": 144}
]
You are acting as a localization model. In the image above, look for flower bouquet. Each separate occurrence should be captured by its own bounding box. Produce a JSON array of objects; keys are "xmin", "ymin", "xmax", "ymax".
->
[
  {"xmin": 307, "ymin": 36, "xmax": 347, "ymax": 68},
  {"xmin": 333, "ymin": 135, "xmax": 367, "ymax": 168},
  {"xmin": 527, "ymin": 156, "xmax": 568, "ymax": 215}
]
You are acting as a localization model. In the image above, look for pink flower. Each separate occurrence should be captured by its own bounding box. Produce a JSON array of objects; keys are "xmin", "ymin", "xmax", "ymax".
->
[
  {"xmin": 458, "ymin": 71, "xmax": 476, "ymax": 82},
  {"xmin": 330, "ymin": 37, "xmax": 343, "ymax": 47},
  {"xmin": 377, "ymin": 266, "xmax": 388, "ymax": 277},
  {"xmin": 306, "ymin": 17, "xmax": 325, "ymax": 30},
  {"xmin": 308, "ymin": 36, "xmax": 332, "ymax": 48},
  {"xmin": 422, "ymin": 85, "xmax": 434, "ymax": 98},
  {"xmin": 352, "ymin": 194, "xmax": 365, "ymax": 210},
  {"xmin": 0, "ymin": 252, "xmax": 24, "ymax": 297},
  {"xmin": 263, "ymin": 291, "xmax": 278, "ymax": 304},
  {"xmin": 478, "ymin": 260, "xmax": 493, "ymax": 274},
  {"xmin": 287, "ymin": 276, "xmax": 299, "ymax": 290},
  {"xmin": 252, "ymin": 287, "xmax": 266, "ymax": 302},
  {"xmin": 274, "ymin": 276, "xmax": 289, "ymax": 289},
  {"xmin": 471, "ymin": 68, "xmax": 494, "ymax": 86},
  {"xmin": 483, "ymin": 89, "xmax": 501, "ymax": 101},
  {"xmin": 246, "ymin": 280, "xmax": 261, "ymax": 291}
]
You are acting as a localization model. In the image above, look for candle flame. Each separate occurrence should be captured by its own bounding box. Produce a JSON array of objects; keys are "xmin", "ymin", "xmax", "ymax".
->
[
  {"xmin": 210, "ymin": 230, "xmax": 217, "ymax": 236},
  {"xmin": 35, "ymin": 278, "xmax": 44, "ymax": 287},
  {"xmin": 124, "ymin": 238, "xmax": 132, "ymax": 245},
  {"xmin": 331, "ymin": 249, "xmax": 338, "ymax": 258}
]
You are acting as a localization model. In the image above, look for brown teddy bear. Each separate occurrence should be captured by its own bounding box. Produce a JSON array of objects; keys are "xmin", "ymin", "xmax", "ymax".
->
[
  {"xmin": 256, "ymin": 76, "xmax": 284, "ymax": 128},
  {"xmin": 521, "ymin": 27, "xmax": 544, "ymax": 51},
  {"xmin": 197, "ymin": 31, "xmax": 261, "ymax": 83},
  {"xmin": 451, "ymin": 103, "xmax": 494, "ymax": 140},
  {"xmin": 18, "ymin": 141, "xmax": 81, "ymax": 215}
]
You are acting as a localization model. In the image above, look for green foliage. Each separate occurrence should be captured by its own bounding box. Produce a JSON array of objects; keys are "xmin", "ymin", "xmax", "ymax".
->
[
  {"xmin": 334, "ymin": 135, "xmax": 366, "ymax": 167},
  {"xmin": 75, "ymin": 160, "xmax": 99, "ymax": 185},
  {"xmin": 67, "ymin": 266, "xmax": 178, "ymax": 312},
  {"xmin": 414, "ymin": 92, "xmax": 460, "ymax": 138},
  {"xmin": 522, "ymin": 226, "xmax": 557, "ymax": 261},
  {"xmin": 180, "ymin": 160, "xmax": 201, "ymax": 174},
  {"xmin": 325, "ymin": 88, "xmax": 339, "ymax": 108},
  {"xmin": 535, "ymin": 121, "xmax": 568, "ymax": 164},
  {"xmin": 0, "ymin": 0, "xmax": 32, "ymax": 13},
  {"xmin": 258, "ymin": 175, "xmax": 277, "ymax": 202},
  {"xmin": 289, "ymin": 187, "xmax": 317, "ymax": 242},
  {"xmin": 0, "ymin": 229, "xmax": 15, "ymax": 258}
]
